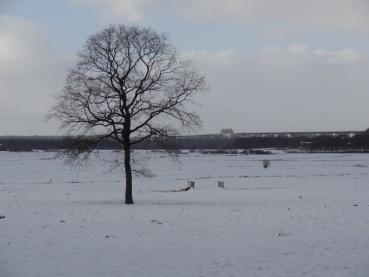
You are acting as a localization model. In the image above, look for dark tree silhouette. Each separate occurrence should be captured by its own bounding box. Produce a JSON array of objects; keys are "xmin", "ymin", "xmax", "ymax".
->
[{"xmin": 49, "ymin": 25, "xmax": 207, "ymax": 204}]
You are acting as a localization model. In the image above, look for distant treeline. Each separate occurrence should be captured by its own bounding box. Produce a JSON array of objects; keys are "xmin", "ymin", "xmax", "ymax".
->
[
  {"xmin": 0, "ymin": 130, "xmax": 369, "ymax": 152},
  {"xmin": 0, "ymin": 136, "xmax": 120, "ymax": 152}
]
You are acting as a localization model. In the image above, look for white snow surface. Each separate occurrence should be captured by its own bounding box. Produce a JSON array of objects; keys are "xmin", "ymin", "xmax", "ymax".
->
[{"xmin": 1, "ymin": 150, "xmax": 369, "ymax": 277}]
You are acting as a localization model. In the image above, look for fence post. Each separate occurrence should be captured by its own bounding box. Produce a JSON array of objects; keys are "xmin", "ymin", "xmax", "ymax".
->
[{"xmin": 218, "ymin": 181, "xmax": 224, "ymax": 188}]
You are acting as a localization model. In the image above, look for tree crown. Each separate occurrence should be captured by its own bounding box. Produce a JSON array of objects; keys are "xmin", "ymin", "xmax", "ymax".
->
[{"xmin": 50, "ymin": 25, "xmax": 207, "ymax": 149}]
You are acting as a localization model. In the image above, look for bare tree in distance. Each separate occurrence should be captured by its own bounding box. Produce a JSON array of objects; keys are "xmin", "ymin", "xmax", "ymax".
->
[{"xmin": 49, "ymin": 25, "xmax": 207, "ymax": 204}]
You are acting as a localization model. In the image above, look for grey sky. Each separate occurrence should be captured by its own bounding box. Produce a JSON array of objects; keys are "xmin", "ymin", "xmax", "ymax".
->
[{"xmin": 1, "ymin": 0, "xmax": 369, "ymax": 135}]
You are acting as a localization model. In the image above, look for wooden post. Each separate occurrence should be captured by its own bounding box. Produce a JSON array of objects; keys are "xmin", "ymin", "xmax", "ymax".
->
[
  {"xmin": 188, "ymin": 180, "xmax": 195, "ymax": 188},
  {"xmin": 218, "ymin": 181, "xmax": 224, "ymax": 188}
]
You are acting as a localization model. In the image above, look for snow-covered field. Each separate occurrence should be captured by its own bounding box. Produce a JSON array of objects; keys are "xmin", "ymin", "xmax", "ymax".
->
[{"xmin": 1, "ymin": 150, "xmax": 369, "ymax": 277}]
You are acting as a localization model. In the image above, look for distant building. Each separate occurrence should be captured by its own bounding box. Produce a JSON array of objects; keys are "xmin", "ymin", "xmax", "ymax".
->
[{"xmin": 220, "ymin": 128, "xmax": 234, "ymax": 138}]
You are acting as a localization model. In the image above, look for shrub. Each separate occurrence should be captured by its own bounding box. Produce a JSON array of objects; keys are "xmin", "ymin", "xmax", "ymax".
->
[{"xmin": 262, "ymin": 160, "xmax": 271, "ymax": 169}]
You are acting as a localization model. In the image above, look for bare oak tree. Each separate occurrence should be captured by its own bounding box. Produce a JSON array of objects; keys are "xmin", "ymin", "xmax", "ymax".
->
[{"xmin": 50, "ymin": 25, "xmax": 207, "ymax": 204}]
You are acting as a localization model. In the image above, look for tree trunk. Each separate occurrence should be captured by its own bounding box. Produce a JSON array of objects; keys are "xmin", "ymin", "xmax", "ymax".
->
[{"xmin": 123, "ymin": 142, "xmax": 134, "ymax": 205}]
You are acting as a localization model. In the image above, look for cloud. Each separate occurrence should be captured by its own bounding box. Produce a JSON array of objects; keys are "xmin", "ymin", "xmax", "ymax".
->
[
  {"xmin": 186, "ymin": 45, "xmax": 369, "ymax": 133},
  {"xmin": 313, "ymin": 48, "xmax": 364, "ymax": 64},
  {"xmin": 260, "ymin": 44, "xmax": 364, "ymax": 66},
  {"xmin": 69, "ymin": 0, "xmax": 369, "ymax": 33},
  {"xmin": 0, "ymin": 16, "xmax": 72, "ymax": 135},
  {"xmin": 69, "ymin": 0, "xmax": 155, "ymax": 22},
  {"xmin": 183, "ymin": 49, "xmax": 236, "ymax": 65},
  {"xmin": 172, "ymin": 0, "xmax": 369, "ymax": 33}
]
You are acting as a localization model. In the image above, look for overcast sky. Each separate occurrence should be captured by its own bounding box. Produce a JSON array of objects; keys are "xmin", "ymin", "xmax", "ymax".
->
[{"xmin": 1, "ymin": 0, "xmax": 369, "ymax": 135}]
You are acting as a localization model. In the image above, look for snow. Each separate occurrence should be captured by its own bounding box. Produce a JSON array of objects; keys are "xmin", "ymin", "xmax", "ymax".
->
[{"xmin": 1, "ymin": 150, "xmax": 369, "ymax": 277}]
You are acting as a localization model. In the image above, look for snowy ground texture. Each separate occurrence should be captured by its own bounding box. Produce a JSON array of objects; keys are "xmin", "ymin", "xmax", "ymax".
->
[{"xmin": 1, "ymin": 150, "xmax": 369, "ymax": 277}]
